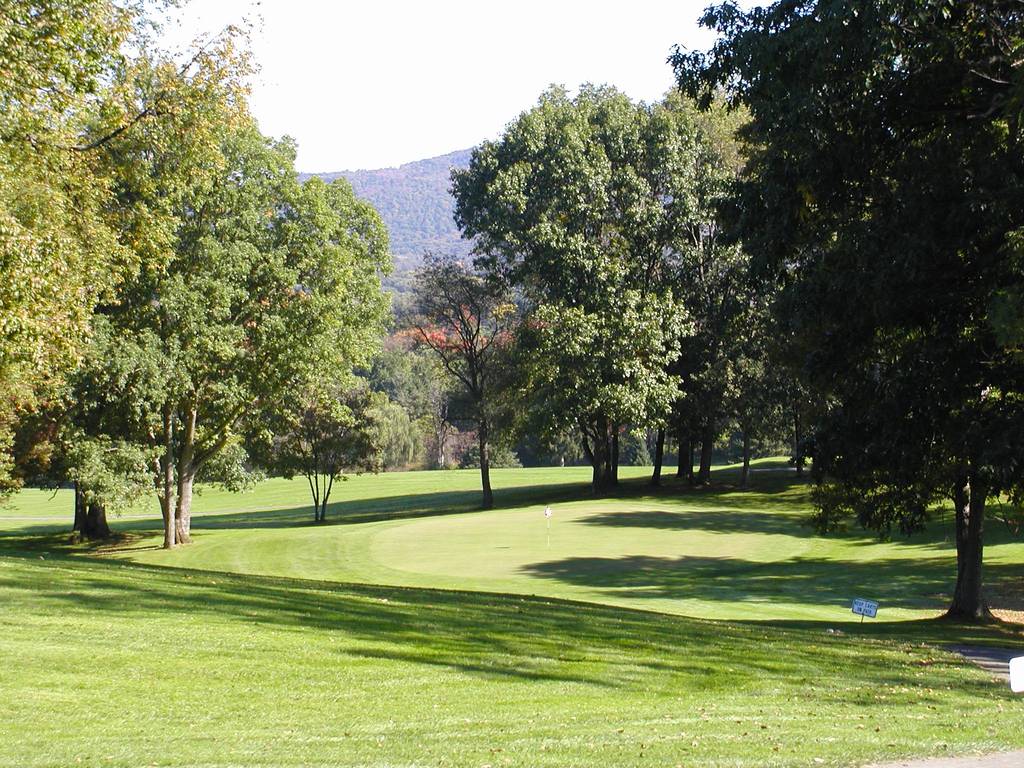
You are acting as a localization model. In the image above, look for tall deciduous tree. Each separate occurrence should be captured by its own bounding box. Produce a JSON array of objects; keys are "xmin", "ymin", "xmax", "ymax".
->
[
  {"xmin": 0, "ymin": 1, "xmax": 141, "ymax": 494},
  {"xmin": 453, "ymin": 86, "xmax": 691, "ymax": 492},
  {"xmin": 72, "ymin": 47, "xmax": 390, "ymax": 546},
  {"xmin": 660, "ymin": 94, "xmax": 750, "ymax": 486},
  {"xmin": 411, "ymin": 254, "xmax": 515, "ymax": 509},
  {"xmin": 675, "ymin": 0, "xmax": 1024, "ymax": 619}
]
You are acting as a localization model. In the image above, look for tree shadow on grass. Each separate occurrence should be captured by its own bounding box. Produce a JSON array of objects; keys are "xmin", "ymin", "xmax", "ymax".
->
[
  {"xmin": 578, "ymin": 508, "xmax": 824, "ymax": 538},
  {"xmin": 0, "ymin": 550, "xmax": 1016, "ymax": 694},
  {"xmin": 0, "ymin": 460, "xmax": 811, "ymax": 539},
  {"xmin": 0, "ymin": 478, "xmax": 599, "ymax": 538},
  {"xmin": 578, "ymin": 502, "xmax": 1021, "ymax": 551},
  {"xmin": 520, "ymin": 553, "xmax": 1024, "ymax": 615}
]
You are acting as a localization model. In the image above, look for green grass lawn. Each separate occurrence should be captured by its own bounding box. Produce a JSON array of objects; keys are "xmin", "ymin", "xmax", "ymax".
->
[
  {"xmin": 2, "ymin": 460, "xmax": 1024, "ymax": 767},
  {"xmin": 6, "ymin": 461, "xmax": 1021, "ymax": 623}
]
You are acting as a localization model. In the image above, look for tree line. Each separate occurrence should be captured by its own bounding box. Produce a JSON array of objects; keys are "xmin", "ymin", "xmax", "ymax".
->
[
  {"xmin": 2, "ymin": 0, "xmax": 1020, "ymax": 623},
  {"xmin": 1, "ymin": 2, "xmax": 390, "ymax": 545},
  {"xmin": 420, "ymin": 1, "xmax": 1024, "ymax": 622}
]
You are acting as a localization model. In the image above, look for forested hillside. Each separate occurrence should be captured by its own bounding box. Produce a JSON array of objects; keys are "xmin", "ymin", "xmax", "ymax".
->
[{"xmin": 310, "ymin": 149, "xmax": 473, "ymax": 269}]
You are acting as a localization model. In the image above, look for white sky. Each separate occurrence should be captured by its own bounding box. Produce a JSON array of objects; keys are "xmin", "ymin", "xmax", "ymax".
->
[{"xmin": 166, "ymin": 1, "xmax": 726, "ymax": 172}]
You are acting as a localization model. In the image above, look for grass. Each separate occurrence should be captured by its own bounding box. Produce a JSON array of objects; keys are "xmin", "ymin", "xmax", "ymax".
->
[
  {"xmin": 2, "ymin": 460, "xmax": 1024, "ymax": 767},
  {"xmin": 7, "ymin": 461, "xmax": 1021, "ymax": 623},
  {"xmin": 3, "ymin": 551, "xmax": 1024, "ymax": 768}
]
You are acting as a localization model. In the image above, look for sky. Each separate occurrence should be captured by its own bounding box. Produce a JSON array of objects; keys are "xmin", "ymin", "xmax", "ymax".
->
[{"xmin": 166, "ymin": 1, "xmax": 726, "ymax": 173}]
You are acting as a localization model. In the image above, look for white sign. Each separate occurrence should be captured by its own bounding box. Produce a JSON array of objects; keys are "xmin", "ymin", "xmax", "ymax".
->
[
  {"xmin": 1011, "ymin": 656, "xmax": 1024, "ymax": 694},
  {"xmin": 851, "ymin": 598, "xmax": 878, "ymax": 619}
]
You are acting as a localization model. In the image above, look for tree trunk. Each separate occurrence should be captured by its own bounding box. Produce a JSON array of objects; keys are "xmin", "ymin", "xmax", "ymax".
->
[
  {"xmin": 581, "ymin": 432, "xmax": 598, "ymax": 488},
  {"xmin": 159, "ymin": 407, "xmax": 176, "ymax": 549},
  {"xmin": 175, "ymin": 472, "xmax": 194, "ymax": 543},
  {"xmin": 651, "ymin": 428, "xmax": 665, "ymax": 486},
  {"xmin": 793, "ymin": 405, "xmax": 804, "ymax": 477},
  {"xmin": 478, "ymin": 422, "xmax": 493, "ymax": 510},
  {"xmin": 307, "ymin": 472, "xmax": 323, "ymax": 522},
  {"xmin": 592, "ymin": 416, "xmax": 615, "ymax": 493},
  {"xmin": 697, "ymin": 422, "xmax": 713, "ymax": 484},
  {"xmin": 174, "ymin": 404, "xmax": 197, "ymax": 544},
  {"xmin": 687, "ymin": 438, "xmax": 695, "ymax": 485},
  {"xmin": 320, "ymin": 474, "xmax": 334, "ymax": 522},
  {"xmin": 73, "ymin": 486, "xmax": 111, "ymax": 540},
  {"xmin": 83, "ymin": 502, "xmax": 111, "ymax": 539},
  {"xmin": 946, "ymin": 471, "xmax": 990, "ymax": 621},
  {"xmin": 740, "ymin": 428, "xmax": 751, "ymax": 488},
  {"xmin": 611, "ymin": 427, "xmax": 619, "ymax": 486},
  {"xmin": 73, "ymin": 482, "xmax": 86, "ymax": 535},
  {"xmin": 676, "ymin": 428, "xmax": 687, "ymax": 478}
]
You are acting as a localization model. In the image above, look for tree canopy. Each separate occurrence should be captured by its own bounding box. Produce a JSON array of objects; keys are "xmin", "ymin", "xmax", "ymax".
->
[
  {"xmin": 453, "ymin": 86, "xmax": 694, "ymax": 491},
  {"xmin": 673, "ymin": 0, "xmax": 1024, "ymax": 619}
]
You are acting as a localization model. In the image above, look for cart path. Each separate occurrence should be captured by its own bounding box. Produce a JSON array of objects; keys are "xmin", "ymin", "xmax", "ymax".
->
[
  {"xmin": 868, "ymin": 752, "xmax": 1024, "ymax": 767},
  {"xmin": 946, "ymin": 644, "xmax": 1019, "ymax": 682}
]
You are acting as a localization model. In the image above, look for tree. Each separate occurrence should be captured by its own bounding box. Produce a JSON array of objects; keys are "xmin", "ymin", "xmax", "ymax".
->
[
  {"xmin": 59, "ymin": 314, "xmax": 169, "ymax": 539},
  {"xmin": 153, "ymin": 141, "xmax": 388, "ymax": 546},
  {"xmin": 659, "ymin": 94, "xmax": 750, "ymax": 486},
  {"xmin": 0, "ymin": 0, "xmax": 143, "ymax": 495},
  {"xmin": 675, "ymin": 0, "xmax": 1024, "ymax": 619},
  {"xmin": 373, "ymin": 398, "xmax": 421, "ymax": 470},
  {"xmin": 728, "ymin": 308, "xmax": 788, "ymax": 488},
  {"xmin": 72, "ymin": 49, "xmax": 390, "ymax": 546},
  {"xmin": 272, "ymin": 387, "xmax": 382, "ymax": 522},
  {"xmin": 453, "ymin": 86, "xmax": 691, "ymax": 492},
  {"xmin": 411, "ymin": 254, "xmax": 515, "ymax": 509}
]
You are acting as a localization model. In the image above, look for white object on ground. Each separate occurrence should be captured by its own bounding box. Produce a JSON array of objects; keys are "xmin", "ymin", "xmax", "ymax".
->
[{"xmin": 1010, "ymin": 656, "xmax": 1024, "ymax": 693}]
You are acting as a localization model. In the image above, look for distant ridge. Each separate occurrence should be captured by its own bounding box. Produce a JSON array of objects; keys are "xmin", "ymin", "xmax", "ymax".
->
[{"xmin": 306, "ymin": 149, "xmax": 474, "ymax": 271}]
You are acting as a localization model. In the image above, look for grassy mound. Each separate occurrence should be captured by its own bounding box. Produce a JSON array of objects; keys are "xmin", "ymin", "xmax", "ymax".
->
[
  {"xmin": 1, "ymin": 552, "xmax": 1022, "ymax": 768},
  {"xmin": 3, "ymin": 460, "xmax": 1024, "ymax": 766},
  {"xmin": 6, "ymin": 461, "xmax": 1018, "ymax": 623}
]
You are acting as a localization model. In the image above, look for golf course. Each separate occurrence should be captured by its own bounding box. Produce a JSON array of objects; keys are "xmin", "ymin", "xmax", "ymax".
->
[{"xmin": 3, "ymin": 461, "xmax": 1023, "ymax": 767}]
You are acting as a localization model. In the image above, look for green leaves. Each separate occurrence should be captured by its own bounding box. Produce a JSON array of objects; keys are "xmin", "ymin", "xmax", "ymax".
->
[{"xmin": 454, "ymin": 87, "xmax": 709, "ymax": 479}]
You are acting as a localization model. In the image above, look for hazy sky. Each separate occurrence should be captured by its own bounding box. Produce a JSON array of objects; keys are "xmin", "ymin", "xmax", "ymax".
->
[{"xmin": 167, "ymin": 1, "xmax": 725, "ymax": 172}]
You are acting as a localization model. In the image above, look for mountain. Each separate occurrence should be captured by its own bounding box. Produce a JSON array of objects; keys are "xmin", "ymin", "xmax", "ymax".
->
[{"xmin": 308, "ymin": 149, "xmax": 474, "ymax": 271}]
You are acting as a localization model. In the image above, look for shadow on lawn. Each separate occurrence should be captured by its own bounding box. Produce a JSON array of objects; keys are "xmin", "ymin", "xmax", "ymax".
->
[
  {"xmin": 521, "ymin": 552, "xmax": 1024, "ymax": 615},
  {"xmin": 0, "ymin": 477, "xmax": 596, "ymax": 537},
  {"xmin": 184, "ymin": 463, "xmax": 807, "ymax": 531},
  {"xmin": 1, "ymin": 549, "xmax": 1019, "ymax": 691},
  {"xmin": 1, "ymin": 462, "xmax": 798, "ymax": 539},
  {"xmin": 578, "ymin": 507, "xmax": 825, "ymax": 538}
]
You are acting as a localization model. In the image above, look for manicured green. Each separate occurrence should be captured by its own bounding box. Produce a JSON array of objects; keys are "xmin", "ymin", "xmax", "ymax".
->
[
  {"xmin": 3, "ymin": 461, "xmax": 1024, "ymax": 767},
  {"xmin": 2, "ymin": 549, "xmax": 1023, "ymax": 768},
  {"xmin": 6, "ymin": 461, "xmax": 1021, "ymax": 623}
]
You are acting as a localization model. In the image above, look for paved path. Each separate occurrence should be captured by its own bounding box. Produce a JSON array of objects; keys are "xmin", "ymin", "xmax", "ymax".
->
[
  {"xmin": 945, "ymin": 645, "xmax": 1018, "ymax": 682},
  {"xmin": 867, "ymin": 647, "xmax": 1023, "ymax": 767},
  {"xmin": 868, "ymin": 752, "xmax": 1024, "ymax": 767}
]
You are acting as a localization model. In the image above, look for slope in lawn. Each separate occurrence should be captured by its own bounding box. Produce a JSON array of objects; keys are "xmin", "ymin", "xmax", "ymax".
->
[
  {"xmin": 44, "ymin": 462, "xmax": 1017, "ymax": 624},
  {"xmin": 6, "ymin": 462, "xmax": 1024, "ymax": 623},
  {"xmin": 1, "ymin": 553, "xmax": 1023, "ymax": 768}
]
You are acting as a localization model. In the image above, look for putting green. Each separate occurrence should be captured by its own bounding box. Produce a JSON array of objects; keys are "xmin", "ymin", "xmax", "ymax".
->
[
  {"xmin": 63, "ymin": 462, "xmax": 1012, "ymax": 623},
  {"xmin": 6, "ymin": 461, "xmax": 1023, "ymax": 622}
]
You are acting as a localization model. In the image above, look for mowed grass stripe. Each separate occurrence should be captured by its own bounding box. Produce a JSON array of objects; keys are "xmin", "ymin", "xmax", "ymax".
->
[
  {"xmin": 29, "ymin": 460, "xmax": 1011, "ymax": 624},
  {"xmin": 1, "ymin": 553, "xmax": 1022, "ymax": 768}
]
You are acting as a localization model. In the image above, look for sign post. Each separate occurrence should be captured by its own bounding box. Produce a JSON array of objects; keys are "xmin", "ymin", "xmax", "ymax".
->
[{"xmin": 851, "ymin": 598, "xmax": 879, "ymax": 623}]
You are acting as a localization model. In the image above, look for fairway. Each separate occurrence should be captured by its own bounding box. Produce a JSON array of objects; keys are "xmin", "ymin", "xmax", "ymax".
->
[
  {"xmin": 4, "ymin": 462, "xmax": 1024, "ymax": 767},
  {"xmin": 6, "ymin": 461, "xmax": 1022, "ymax": 623},
  {"xmin": 2, "ymin": 545, "xmax": 1024, "ymax": 768}
]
